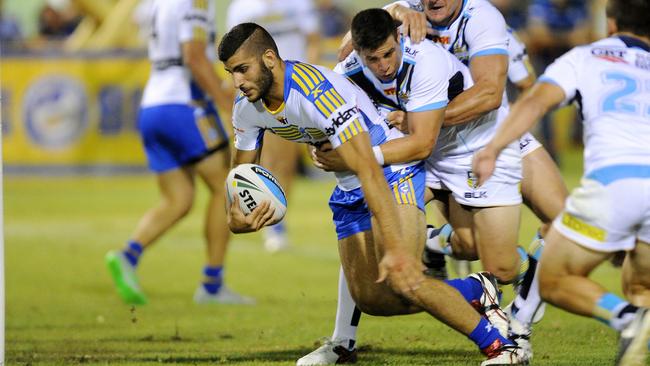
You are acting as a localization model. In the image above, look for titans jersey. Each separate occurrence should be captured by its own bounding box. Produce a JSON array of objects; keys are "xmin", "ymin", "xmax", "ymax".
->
[
  {"xmin": 540, "ymin": 36, "xmax": 650, "ymax": 174},
  {"xmin": 233, "ymin": 61, "xmax": 408, "ymax": 191},
  {"xmin": 140, "ymin": 0, "xmax": 216, "ymax": 107},
  {"xmin": 388, "ymin": 0, "xmax": 508, "ymax": 65},
  {"xmin": 506, "ymin": 27, "xmax": 533, "ymax": 84},
  {"xmin": 226, "ymin": 0, "xmax": 318, "ymax": 61},
  {"xmin": 336, "ymin": 36, "xmax": 508, "ymax": 158}
]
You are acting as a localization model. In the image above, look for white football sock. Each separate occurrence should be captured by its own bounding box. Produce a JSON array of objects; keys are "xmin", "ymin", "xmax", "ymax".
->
[{"xmin": 332, "ymin": 267, "xmax": 360, "ymax": 350}]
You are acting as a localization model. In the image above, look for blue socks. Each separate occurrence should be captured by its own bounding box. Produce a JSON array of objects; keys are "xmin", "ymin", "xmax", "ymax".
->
[
  {"xmin": 445, "ymin": 277, "xmax": 484, "ymax": 304},
  {"xmin": 123, "ymin": 241, "xmax": 143, "ymax": 267},
  {"xmin": 469, "ymin": 317, "xmax": 511, "ymax": 350},
  {"xmin": 202, "ymin": 266, "xmax": 223, "ymax": 294}
]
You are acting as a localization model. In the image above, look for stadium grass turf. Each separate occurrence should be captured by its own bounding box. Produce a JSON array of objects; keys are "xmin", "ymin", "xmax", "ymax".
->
[{"xmin": 6, "ymin": 148, "xmax": 628, "ymax": 365}]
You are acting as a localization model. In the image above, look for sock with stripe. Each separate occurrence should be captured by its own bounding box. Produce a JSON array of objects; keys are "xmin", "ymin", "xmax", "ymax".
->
[
  {"xmin": 201, "ymin": 266, "xmax": 223, "ymax": 295},
  {"xmin": 332, "ymin": 267, "xmax": 359, "ymax": 350},
  {"xmin": 123, "ymin": 240, "xmax": 143, "ymax": 267},
  {"xmin": 594, "ymin": 293, "xmax": 638, "ymax": 331},
  {"xmin": 469, "ymin": 317, "xmax": 513, "ymax": 350}
]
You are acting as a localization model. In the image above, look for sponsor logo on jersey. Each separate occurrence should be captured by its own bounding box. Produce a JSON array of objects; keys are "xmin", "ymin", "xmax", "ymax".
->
[
  {"xmin": 345, "ymin": 57, "xmax": 359, "ymax": 69},
  {"xmin": 405, "ymin": 46, "xmax": 419, "ymax": 57},
  {"xmin": 466, "ymin": 171, "xmax": 478, "ymax": 188},
  {"xmin": 635, "ymin": 54, "xmax": 650, "ymax": 70},
  {"xmin": 430, "ymin": 35, "xmax": 451, "ymax": 46},
  {"xmin": 592, "ymin": 48, "xmax": 627, "ymax": 63},
  {"xmin": 398, "ymin": 90, "xmax": 410, "ymax": 103},
  {"xmin": 464, "ymin": 191, "xmax": 487, "ymax": 199},
  {"xmin": 384, "ymin": 87, "xmax": 396, "ymax": 95},
  {"xmin": 275, "ymin": 116, "xmax": 288, "ymax": 124},
  {"xmin": 331, "ymin": 106, "xmax": 358, "ymax": 127}
]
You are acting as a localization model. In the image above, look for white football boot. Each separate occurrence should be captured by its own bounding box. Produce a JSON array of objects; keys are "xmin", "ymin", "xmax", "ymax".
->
[
  {"xmin": 296, "ymin": 338, "xmax": 357, "ymax": 365},
  {"xmin": 469, "ymin": 272, "xmax": 509, "ymax": 338},
  {"xmin": 193, "ymin": 285, "xmax": 255, "ymax": 305},
  {"xmin": 616, "ymin": 308, "xmax": 650, "ymax": 366}
]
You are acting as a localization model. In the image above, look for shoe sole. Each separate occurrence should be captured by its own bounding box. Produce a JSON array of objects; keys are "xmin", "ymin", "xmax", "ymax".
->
[
  {"xmin": 618, "ymin": 310, "xmax": 650, "ymax": 366},
  {"xmin": 105, "ymin": 252, "xmax": 148, "ymax": 305}
]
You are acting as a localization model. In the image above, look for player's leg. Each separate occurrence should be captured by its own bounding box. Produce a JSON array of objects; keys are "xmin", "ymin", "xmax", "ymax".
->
[
  {"xmin": 106, "ymin": 104, "xmax": 198, "ymax": 305},
  {"xmin": 194, "ymin": 146, "xmax": 254, "ymax": 304},
  {"xmin": 260, "ymin": 132, "xmax": 300, "ymax": 252}
]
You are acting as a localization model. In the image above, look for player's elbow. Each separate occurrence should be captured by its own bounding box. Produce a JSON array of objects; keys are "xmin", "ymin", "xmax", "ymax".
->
[
  {"xmin": 483, "ymin": 86, "xmax": 503, "ymax": 111},
  {"xmin": 411, "ymin": 137, "xmax": 436, "ymax": 161}
]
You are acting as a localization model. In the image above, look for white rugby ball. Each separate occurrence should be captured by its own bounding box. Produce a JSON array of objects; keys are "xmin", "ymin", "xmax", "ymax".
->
[{"xmin": 225, "ymin": 163, "xmax": 287, "ymax": 222}]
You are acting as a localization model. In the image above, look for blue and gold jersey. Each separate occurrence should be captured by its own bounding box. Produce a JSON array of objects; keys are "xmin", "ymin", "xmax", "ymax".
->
[{"xmin": 233, "ymin": 61, "xmax": 409, "ymax": 191}]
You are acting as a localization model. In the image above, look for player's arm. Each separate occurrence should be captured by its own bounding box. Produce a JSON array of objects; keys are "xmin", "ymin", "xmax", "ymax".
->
[
  {"xmin": 376, "ymin": 108, "xmax": 443, "ymax": 163},
  {"xmin": 335, "ymin": 132, "xmax": 424, "ymax": 293},
  {"xmin": 473, "ymin": 82, "xmax": 565, "ymax": 185},
  {"xmin": 183, "ymin": 40, "xmax": 234, "ymax": 112},
  {"xmin": 443, "ymin": 53, "xmax": 508, "ymax": 126}
]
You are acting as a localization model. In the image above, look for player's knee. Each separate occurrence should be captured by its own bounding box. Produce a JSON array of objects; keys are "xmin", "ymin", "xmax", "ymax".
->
[
  {"xmin": 349, "ymin": 284, "xmax": 405, "ymax": 316},
  {"xmin": 538, "ymin": 267, "xmax": 560, "ymax": 303},
  {"xmin": 166, "ymin": 195, "xmax": 194, "ymax": 218},
  {"xmin": 483, "ymin": 262, "xmax": 517, "ymax": 284}
]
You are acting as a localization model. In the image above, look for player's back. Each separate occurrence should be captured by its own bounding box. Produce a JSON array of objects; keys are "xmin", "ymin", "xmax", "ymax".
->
[
  {"xmin": 141, "ymin": 0, "xmax": 216, "ymax": 107},
  {"xmin": 541, "ymin": 36, "xmax": 650, "ymax": 174}
]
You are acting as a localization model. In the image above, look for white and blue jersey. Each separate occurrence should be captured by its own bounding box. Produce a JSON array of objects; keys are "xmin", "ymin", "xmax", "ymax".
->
[
  {"xmin": 542, "ymin": 36, "xmax": 650, "ymax": 250},
  {"xmin": 232, "ymin": 61, "xmax": 425, "ymax": 239},
  {"xmin": 139, "ymin": 0, "xmax": 228, "ymax": 172},
  {"xmin": 336, "ymin": 36, "xmax": 521, "ymax": 207}
]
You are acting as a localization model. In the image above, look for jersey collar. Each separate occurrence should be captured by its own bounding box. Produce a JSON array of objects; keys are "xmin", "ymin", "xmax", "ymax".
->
[{"xmin": 618, "ymin": 35, "xmax": 650, "ymax": 53}]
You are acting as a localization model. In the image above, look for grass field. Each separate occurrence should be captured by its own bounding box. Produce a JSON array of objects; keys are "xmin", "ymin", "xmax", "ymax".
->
[{"xmin": 5, "ymin": 148, "xmax": 631, "ymax": 365}]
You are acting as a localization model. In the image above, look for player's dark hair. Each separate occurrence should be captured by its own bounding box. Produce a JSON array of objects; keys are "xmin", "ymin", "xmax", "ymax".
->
[
  {"xmin": 607, "ymin": 0, "xmax": 650, "ymax": 39},
  {"xmin": 351, "ymin": 8, "xmax": 399, "ymax": 52},
  {"xmin": 218, "ymin": 22, "xmax": 280, "ymax": 62}
]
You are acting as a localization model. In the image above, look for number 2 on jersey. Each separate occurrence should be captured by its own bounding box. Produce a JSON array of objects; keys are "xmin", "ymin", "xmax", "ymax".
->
[{"xmin": 601, "ymin": 71, "xmax": 650, "ymax": 117}]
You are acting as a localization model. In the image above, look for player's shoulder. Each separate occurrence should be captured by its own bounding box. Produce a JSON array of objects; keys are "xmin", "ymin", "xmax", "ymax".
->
[
  {"xmin": 337, "ymin": 52, "xmax": 363, "ymax": 75},
  {"xmin": 403, "ymin": 36, "xmax": 453, "ymax": 64},
  {"xmin": 232, "ymin": 93, "xmax": 262, "ymax": 119}
]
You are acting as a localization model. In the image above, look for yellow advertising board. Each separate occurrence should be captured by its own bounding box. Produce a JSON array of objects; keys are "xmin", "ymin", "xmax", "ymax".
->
[{"xmin": 2, "ymin": 53, "xmax": 151, "ymax": 171}]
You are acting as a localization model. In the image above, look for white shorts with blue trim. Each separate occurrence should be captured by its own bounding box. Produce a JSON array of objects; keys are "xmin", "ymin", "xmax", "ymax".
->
[
  {"xmin": 553, "ymin": 165, "xmax": 650, "ymax": 252},
  {"xmin": 425, "ymin": 141, "xmax": 522, "ymax": 207},
  {"xmin": 519, "ymin": 132, "xmax": 543, "ymax": 158}
]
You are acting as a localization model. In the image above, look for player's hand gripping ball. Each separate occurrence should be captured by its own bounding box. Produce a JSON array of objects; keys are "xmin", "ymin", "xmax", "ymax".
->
[{"xmin": 226, "ymin": 164, "xmax": 287, "ymax": 222}]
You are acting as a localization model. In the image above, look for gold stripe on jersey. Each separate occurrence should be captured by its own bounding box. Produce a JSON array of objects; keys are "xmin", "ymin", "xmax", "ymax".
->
[
  {"xmin": 407, "ymin": 176, "xmax": 416, "ymax": 205},
  {"xmin": 304, "ymin": 127, "xmax": 326, "ymax": 139},
  {"xmin": 271, "ymin": 125, "xmax": 302, "ymax": 140},
  {"xmin": 302, "ymin": 63, "xmax": 325, "ymax": 83},
  {"xmin": 192, "ymin": 26, "xmax": 207, "ymax": 41},
  {"xmin": 323, "ymin": 90, "xmax": 343, "ymax": 109},
  {"xmin": 296, "ymin": 64, "xmax": 321, "ymax": 86},
  {"xmin": 294, "ymin": 66, "xmax": 316, "ymax": 89},
  {"xmin": 337, "ymin": 118, "xmax": 364, "ymax": 144},
  {"xmin": 291, "ymin": 74, "xmax": 309, "ymax": 95}
]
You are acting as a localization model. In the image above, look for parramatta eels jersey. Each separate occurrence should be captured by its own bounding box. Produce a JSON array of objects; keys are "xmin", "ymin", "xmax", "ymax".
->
[
  {"xmin": 539, "ymin": 36, "xmax": 650, "ymax": 174},
  {"xmin": 232, "ymin": 61, "xmax": 409, "ymax": 191},
  {"xmin": 141, "ymin": 0, "xmax": 217, "ymax": 107},
  {"xmin": 335, "ymin": 36, "xmax": 509, "ymax": 159}
]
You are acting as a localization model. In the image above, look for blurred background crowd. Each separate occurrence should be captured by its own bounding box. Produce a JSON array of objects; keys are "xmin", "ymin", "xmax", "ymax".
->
[{"xmin": 0, "ymin": 0, "xmax": 608, "ymax": 174}]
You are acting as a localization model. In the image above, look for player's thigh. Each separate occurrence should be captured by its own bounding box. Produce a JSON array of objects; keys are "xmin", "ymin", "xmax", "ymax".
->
[
  {"xmin": 338, "ymin": 232, "xmax": 412, "ymax": 315},
  {"xmin": 472, "ymin": 204, "xmax": 521, "ymax": 280},
  {"xmin": 521, "ymin": 146, "xmax": 568, "ymax": 224},
  {"xmin": 372, "ymin": 203, "xmax": 426, "ymax": 258},
  {"xmin": 195, "ymin": 148, "xmax": 230, "ymax": 193},
  {"xmin": 446, "ymin": 197, "xmax": 477, "ymax": 258},
  {"xmin": 539, "ymin": 226, "xmax": 611, "ymax": 287},
  {"xmin": 622, "ymin": 240, "xmax": 650, "ymax": 306}
]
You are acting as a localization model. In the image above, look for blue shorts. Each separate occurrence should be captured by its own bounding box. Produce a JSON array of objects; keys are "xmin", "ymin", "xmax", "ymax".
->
[
  {"xmin": 138, "ymin": 103, "xmax": 229, "ymax": 172},
  {"xmin": 329, "ymin": 163, "xmax": 425, "ymax": 240}
]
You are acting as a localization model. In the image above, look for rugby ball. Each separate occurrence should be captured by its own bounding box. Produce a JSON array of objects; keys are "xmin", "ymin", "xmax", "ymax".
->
[{"xmin": 225, "ymin": 164, "xmax": 287, "ymax": 222}]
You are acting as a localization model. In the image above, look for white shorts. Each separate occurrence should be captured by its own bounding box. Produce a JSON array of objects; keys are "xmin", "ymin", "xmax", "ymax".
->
[
  {"xmin": 553, "ymin": 165, "xmax": 650, "ymax": 252},
  {"xmin": 519, "ymin": 132, "xmax": 542, "ymax": 158},
  {"xmin": 425, "ymin": 141, "xmax": 522, "ymax": 207}
]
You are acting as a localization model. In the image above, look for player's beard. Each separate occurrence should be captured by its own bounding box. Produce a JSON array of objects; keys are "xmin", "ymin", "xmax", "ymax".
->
[{"xmin": 249, "ymin": 60, "xmax": 274, "ymax": 103}]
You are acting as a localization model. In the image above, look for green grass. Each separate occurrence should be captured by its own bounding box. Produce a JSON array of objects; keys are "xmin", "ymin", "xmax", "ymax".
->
[{"xmin": 5, "ymin": 148, "xmax": 630, "ymax": 365}]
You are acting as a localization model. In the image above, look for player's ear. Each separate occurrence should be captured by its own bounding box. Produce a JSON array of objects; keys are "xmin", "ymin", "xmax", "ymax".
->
[{"xmin": 262, "ymin": 49, "xmax": 277, "ymax": 69}]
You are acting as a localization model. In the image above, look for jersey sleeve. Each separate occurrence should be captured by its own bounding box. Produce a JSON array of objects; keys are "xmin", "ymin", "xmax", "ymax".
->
[
  {"xmin": 232, "ymin": 102, "xmax": 265, "ymax": 151},
  {"xmin": 178, "ymin": 0, "xmax": 210, "ymax": 43},
  {"xmin": 507, "ymin": 30, "xmax": 532, "ymax": 83},
  {"xmin": 538, "ymin": 47, "xmax": 582, "ymax": 105},
  {"xmin": 465, "ymin": 4, "xmax": 508, "ymax": 59},
  {"xmin": 404, "ymin": 48, "xmax": 451, "ymax": 112}
]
